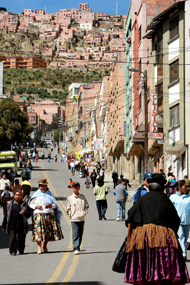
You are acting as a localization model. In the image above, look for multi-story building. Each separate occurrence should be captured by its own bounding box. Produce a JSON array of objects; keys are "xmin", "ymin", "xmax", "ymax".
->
[
  {"xmin": 144, "ymin": 1, "xmax": 186, "ymax": 179},
  {"xmin": 125, "ymin": 6, "xmax": 134, "ymax": 181},
  {"xmin": 106, "ymin": 53, "xmax": 126, "ymax": 174},
  {"xmin": 0, "ymin": 56, "xmax": 47, "ymax": 69},
  {"xmin": 128, "ymin": 0, "xmax": 176, "ymax": 183}
]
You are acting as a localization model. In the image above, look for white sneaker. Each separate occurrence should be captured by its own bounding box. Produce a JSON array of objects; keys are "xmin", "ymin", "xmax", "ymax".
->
[
  {"xmin": 116, "ymin": 218, "xmax": 120, "ymax": 221},
  {"xmin": 74, "ymin": 250, "xmax": 79, "ymax": 255}
]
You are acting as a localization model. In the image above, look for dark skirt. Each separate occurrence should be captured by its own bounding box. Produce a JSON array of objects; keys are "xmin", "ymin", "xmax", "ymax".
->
[
  {"xmin": 124, "ymin": 236, "xmax": 189, "ymax": 284},
  {"xmin": 32, "ymin": 213, "xmax": 64, "ymax": 242}
]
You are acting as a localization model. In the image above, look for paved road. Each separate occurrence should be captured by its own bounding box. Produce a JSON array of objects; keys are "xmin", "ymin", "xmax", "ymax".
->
[{"xmin": 1, "ymin": 147, "xmax": 190, "ymax": 285}]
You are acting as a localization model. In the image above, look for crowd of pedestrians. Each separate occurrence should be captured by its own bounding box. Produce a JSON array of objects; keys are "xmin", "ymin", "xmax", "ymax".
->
[{"xmin": 1, "ymin": 145, "xmax": 190, "ymax": 285}]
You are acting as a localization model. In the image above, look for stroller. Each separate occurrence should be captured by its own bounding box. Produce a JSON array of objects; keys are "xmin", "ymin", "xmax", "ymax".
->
[{"xmin": 79, "ymin": 170, "xmax": 85, "ymax": 178}]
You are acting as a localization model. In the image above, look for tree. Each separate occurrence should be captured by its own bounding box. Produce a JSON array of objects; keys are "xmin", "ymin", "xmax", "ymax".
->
[
  {"xmin": 0, "ymin": 98, "xmax": 34, "ymax": 150},
  {"xmin": 16, "ymin": 87, "xmax": 26, "ymax": 94},
  {"xmin": 53, "ymin": 129, "xmax": 63, "ymax": 144}
]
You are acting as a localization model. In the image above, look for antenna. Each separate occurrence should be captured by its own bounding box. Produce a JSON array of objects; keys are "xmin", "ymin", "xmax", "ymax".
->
[{"xmin": 116, "ymin": 1, "xmax": 118, "ymax": 15}]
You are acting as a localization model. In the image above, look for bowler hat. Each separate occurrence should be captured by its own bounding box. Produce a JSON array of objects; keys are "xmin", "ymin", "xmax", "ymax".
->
[
  {"xmin": 148, "ymin": 173, "xmax": 167, "ymax": 185},
  {"xmin": 38, "ymin": 178, "xmax": 48, "ymax": 185}
]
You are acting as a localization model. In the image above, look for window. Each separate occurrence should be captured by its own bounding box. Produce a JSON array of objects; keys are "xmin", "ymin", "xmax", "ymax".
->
[
  {"xmin": 139, "ymin": 25, "xmax": 141, "ymax": 43},
  {"xmin": 182, "ymin": 151, "xmax": 186, "ymax": 171},
  {"xmin": 156, "ymin": 82, "xmax": 163, "ymax": 114},
  {"xmin": 170, "ymin": 59, "xmax": 179, "ymax": 83},
  {"xmin": 30, "ymin": 116, "xmax": 35, "ymax": 121},
  {"xmin": 169, "ymin": 16, "xmax": 179, "ymax": 40},
  {"xmin": 139, "ymin": 93, "xmax": 142, "ymax": 110},
  {"xmin": 147, "ymin": 48, "xmax": 149, "ymax": 62},
  {"xmin": 170, "ymin": 104, "xmax": 179, "ymax": 127}
]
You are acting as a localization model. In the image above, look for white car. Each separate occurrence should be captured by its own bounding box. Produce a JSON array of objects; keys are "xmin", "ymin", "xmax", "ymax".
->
[{"xmin": 45, "ymin": 139, "xmax": 51, "ymax": 145}]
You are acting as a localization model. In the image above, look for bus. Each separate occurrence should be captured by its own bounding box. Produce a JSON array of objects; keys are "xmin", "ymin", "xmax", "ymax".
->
[{"xmin": 0, "ymin": 151, "xmax": 18, "ymax": 175}]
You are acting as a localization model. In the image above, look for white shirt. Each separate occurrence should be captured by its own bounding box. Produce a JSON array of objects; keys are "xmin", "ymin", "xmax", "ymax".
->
[
  {"xmin": 70, "ymin": 162, "xmax": 76, "ymax": 168},
  {"xmin": 0, "ymin": 178, "xmax": 11, "ymax": 190}
]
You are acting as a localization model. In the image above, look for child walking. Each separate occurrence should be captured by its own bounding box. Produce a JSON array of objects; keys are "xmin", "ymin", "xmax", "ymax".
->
[{"xmin": 66, "ymin": 182, "xmax": 89, "ymax": 255}]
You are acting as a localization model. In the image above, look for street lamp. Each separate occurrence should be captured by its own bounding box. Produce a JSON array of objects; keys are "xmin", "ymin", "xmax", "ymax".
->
[{"xmin": 129, "ymin": 67, "xmax": 148, "ymax": 172}]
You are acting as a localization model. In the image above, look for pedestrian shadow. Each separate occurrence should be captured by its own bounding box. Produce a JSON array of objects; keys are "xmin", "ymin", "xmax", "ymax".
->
[
  {"xmin": 79, "ymin": 250, "xmax": 117, "ymax": 255},
  {"xmin": 102, "ymin": 219, "xmax": 118, "ymax": 222},
  {"xmin": 0, "ymin": 226, "xmax": 9, "ymax": 249},
  {"xmin": 55, "ymin": 197, "xmax": 67, "ymax": 201},
  {"xmin": 32, "ymin": 168, "xmax": 58, "ymax": 171},
  {"xmin": 1, "ymin": 281, "xmax": 105, "ymax": 285}
]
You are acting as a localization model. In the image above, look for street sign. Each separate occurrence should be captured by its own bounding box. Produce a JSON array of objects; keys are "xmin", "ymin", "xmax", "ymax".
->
[
  {"xmin": 157, "ymin": 140, "xmax": 164, "ymax": 144},
  {"xmin": 148, "ymin": 132, "xmax": 163, "ymax": 139}
]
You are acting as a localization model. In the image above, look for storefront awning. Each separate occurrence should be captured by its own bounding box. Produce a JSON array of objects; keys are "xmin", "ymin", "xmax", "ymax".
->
[
  {"xmin": 165, "ymin": 143, "xmax": 186, "ymax": 156},
  {"xmin": 128, "ymin": 143, "xmax": 144, "ymax": 156}
]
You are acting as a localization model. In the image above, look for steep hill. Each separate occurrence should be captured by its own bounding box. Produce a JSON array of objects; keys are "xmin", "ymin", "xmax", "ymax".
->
[{"xmin": 5, "ymin": 67, "xmax": 111, "ymax": 104}]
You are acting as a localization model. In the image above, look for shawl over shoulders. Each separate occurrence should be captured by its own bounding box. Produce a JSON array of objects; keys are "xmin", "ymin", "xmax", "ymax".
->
[{"xmin": 126, "ymin": 191, "xmax": 180, "ymax": 235}]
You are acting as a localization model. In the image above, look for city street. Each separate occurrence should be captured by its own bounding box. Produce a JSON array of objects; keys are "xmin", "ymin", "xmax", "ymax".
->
[{"xmin": 1, "ymin": 147, "xmax": 190, "ymax": 285}]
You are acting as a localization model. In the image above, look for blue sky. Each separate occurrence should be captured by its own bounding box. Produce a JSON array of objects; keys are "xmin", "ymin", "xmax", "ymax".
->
[{"xmin": 5, "ymin": 0, "xmax": 130, "ymax": 15}]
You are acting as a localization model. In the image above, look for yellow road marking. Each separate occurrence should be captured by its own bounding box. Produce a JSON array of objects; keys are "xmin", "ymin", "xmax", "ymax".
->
[{"xmin": 40, "ymin": 164, "xmax": 82, "ymax": 284}]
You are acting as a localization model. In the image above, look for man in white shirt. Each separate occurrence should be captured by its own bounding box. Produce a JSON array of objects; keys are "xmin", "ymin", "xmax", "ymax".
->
[
  {"xmin": 101, "ymin": 157, "xmax": 105, "ymax": 168},
  {"xmin": 70, "ymin": 161, "xmax": 76, "ymax": 176}
]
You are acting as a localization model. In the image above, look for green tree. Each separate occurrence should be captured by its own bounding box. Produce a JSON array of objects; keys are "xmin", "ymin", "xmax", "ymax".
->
[
  {"xmin": 0, "ymin": 98, "xmax": 34, "ymax": 150},
  {"xmin": 16, "ymin": 87, "xmax": 26, "ymax": 94},
  {"xmin": 53, "ymin": 129, "xmax": 63, "ymax": 144}
]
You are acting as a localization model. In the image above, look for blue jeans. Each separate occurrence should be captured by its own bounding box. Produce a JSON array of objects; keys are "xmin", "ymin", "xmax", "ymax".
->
[
  {"xmin": 177, "ymin": 224, "xmax": 190, "ymax": 257},
  {"xmin": 71, "ymin": 221, "xmax": 84, "ymax": 251},
  {"xmin": 116, "ymin": 201, "xmax": 126, "ymax": 219},
  {"xmin": 96, "ymin": 200, "xmax": 107, "ymax": 220}
]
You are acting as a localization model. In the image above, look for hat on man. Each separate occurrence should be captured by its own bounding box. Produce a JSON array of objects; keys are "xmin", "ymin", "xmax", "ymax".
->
[
  {"xmin": 38, "ymin": 178, "xmax": 48, "ymax": 185},
  {"xmin": 72, "ymin": 182, "xmax": 80, "ymax": 188},
  {"xmin": 143, "ymin": 172, "xmax": 152, "ymax": 180},
  {"xmin": 147, "ymin": 173, "xmax": 167, "ymax": 185}
]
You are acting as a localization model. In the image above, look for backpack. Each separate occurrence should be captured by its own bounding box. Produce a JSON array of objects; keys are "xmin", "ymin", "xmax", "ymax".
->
[{"xmin": 133, "ymin": 185, "xmax": 146, "ymax": 204}]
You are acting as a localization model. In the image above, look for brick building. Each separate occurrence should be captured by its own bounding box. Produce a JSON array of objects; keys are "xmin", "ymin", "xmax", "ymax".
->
[{"xmin": 0, "ymin": 56, "xmax": 47, "ymax": 69}]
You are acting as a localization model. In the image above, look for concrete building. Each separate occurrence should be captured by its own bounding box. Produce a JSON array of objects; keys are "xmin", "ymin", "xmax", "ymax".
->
[
  {"xmin": 106, "ymin": 53, "xmax": 126, "ymax": 175},
  {"xmin": 128, "ymin": 0, "xmax": 177, "ymax": 183},
  {"xmin": 144, "ymin": 1, "xmax": 186, "ymax": 179},
  {"xmin": 0, "ymin": 56, "xmax": 47, "ymax": 69}
]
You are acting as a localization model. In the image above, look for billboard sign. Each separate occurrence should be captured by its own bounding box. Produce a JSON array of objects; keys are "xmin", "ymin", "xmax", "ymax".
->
[
  {"xmin": 96, "ymin": 138, "xmax": 103, "ymax": 151},
  {"xmin": 151, "ymin": 93, "xmax": 158, "ymax": 133},
  {"xmin": 148, "ymin": 132, "xmax": 163, "ymax": 139}
]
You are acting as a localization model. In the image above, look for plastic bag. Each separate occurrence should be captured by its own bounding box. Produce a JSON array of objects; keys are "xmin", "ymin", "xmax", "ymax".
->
[{"xmin": 112, "ymin": 236, "xmax": 127, "ymax": 273}]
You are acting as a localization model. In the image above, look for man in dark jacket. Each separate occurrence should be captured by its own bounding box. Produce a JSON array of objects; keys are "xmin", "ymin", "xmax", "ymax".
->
[
  {"xmin": 112, "ymin": 171, "xmax": 118, "ymax": 188},
  {"xmin": 90, "ymin": 169, "xmax": 97, "ymax": 188},
  {"xmin": 2, "ymin": 189, "xmax": 31, "ymax": 255},
  {"xmin": 133, "ymin": 172, "xmax": 152, "ymax": 204},
  {"xmin": 20, "ymin": 167, "xmax": 29, "ymax": 182}
]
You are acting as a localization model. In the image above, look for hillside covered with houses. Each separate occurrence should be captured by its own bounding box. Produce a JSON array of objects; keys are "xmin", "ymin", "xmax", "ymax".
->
[{"xmin": 0, "ymin": 3, "xmax": 127, "ymax": 69}]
